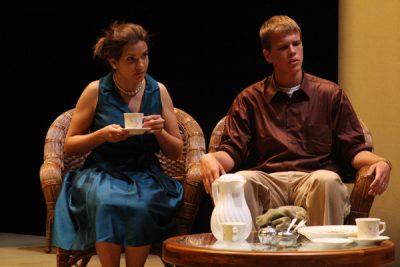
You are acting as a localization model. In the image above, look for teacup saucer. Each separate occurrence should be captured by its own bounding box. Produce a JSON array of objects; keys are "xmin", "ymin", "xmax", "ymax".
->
[
  {"xmin": 348, "ymin": 236, "xmax": 389, "ymax": 246},
  {"xmin": 123, "ymin": 127, "xmax": 150, "ymax": 135}
]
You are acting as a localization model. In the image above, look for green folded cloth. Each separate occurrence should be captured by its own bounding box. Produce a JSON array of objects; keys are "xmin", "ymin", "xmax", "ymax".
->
[{"xmin": 256, "ymin": 206, "xmax": 309, "ymax": 231}]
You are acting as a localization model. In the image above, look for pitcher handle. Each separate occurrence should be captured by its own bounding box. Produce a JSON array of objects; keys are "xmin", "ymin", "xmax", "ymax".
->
[{"xmin": 212, "ymin": 180, "xmax": 219, "ymax": 205}]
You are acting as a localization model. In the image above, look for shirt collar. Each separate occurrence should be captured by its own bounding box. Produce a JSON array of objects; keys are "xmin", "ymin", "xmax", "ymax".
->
[{"xmin": 265, "ymin": 71, "xmax": 310, "ymax": 103}]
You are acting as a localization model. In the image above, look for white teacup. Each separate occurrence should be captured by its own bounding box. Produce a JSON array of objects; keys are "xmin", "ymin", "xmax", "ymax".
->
[
  {"xmin": 356, "ymin": 218, "xmax": 386, "ymax": 239},
  {"xmin": 124, "ymin": 113, "xmax": 143, "ymax": 129},
  {"xmin": 222, "ymin": 222, "xmax": 247, "ymax": 244}
]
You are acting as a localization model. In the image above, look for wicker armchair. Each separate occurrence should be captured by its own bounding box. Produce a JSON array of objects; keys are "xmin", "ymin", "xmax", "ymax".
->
[
  {"xmin": 39, "ymin": 108, "xmax": 205, "ymax": 267},
  {"xmin": 208, "ymin": 116, "xmax": 375, "ymax": 225}
]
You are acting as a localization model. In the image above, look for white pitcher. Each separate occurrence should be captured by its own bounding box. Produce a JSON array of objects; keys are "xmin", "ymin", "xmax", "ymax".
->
[{"xmin": 210, "ymin": 174, "xmax": 253, "ymax": 242}]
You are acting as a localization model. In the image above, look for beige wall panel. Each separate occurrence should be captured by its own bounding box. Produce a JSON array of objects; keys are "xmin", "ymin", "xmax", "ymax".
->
[{"xmin": 339, "ymin": 0, "xmax": 400, "ymax": 266}]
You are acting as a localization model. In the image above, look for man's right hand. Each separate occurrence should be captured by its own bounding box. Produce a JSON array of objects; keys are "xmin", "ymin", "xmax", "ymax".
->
[{"xmin": 200, "ymin": 153, "xmax": 226, "ymax": 194}]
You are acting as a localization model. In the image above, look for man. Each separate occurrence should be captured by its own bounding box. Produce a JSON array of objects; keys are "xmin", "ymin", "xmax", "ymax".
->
[{"xmin": 200, "ymin": 15, "xmax": 391, "ymax": 229}]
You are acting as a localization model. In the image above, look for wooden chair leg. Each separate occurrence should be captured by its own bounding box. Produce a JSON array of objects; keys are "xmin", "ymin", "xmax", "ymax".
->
[
  {"xmin": 56, "ymin": 248, "xmax": 96, "ymax": 267},
  {"xmin": 72, "ymin": 256, "xmax": 92, "ymax": 267},
  {"xmin": 57, "ymin": 248, "xmax": 70, "ymax": 267},
  {"xmin": 44, "ymin": 204, "xmax": 54, "ymax": 253},
  {"xmin": 69, "ymin": 249, "xmax": 96, "ymax": 267}
]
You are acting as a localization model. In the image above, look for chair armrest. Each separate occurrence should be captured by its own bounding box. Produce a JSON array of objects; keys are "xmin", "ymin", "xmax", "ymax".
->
[
  {"xmin": 176, "ymin": 162, "xmax": 205, "ymax": 234},
  {"xmin": 39, "ymin": 160, "xmax": 63, "ymax": 252},
  {"xmin": 39, "ymin": 160, "xmax": 63, "ymax": 205},
  {"xmin": 40, "ymin": 109, "xmax": 75, "ymax": 207},
  {"xmin": 345, "ymin": 165, "xmax": 375, "ymax": 224},
  {"xmin": 177, "ymin": 131, "xmax": 205, "ymax": 234},
  {"xmin": 172, "ymin": 108, "xmax": 206, "ymax": 234}
]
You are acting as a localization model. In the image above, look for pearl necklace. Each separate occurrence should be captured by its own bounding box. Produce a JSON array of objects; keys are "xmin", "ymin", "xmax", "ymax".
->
[{"xmin": 113, "ymin": 74, "xmax": 145, "ymax": 96}]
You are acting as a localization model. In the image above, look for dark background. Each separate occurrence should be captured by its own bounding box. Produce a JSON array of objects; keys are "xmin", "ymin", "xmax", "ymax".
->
[{"xmin": 1, "ymin": 1, "xmax": 338, "ymax": 236}]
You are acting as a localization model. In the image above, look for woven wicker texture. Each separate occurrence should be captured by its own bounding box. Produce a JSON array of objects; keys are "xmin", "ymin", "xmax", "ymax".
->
[
  {"xmin": 39, "ymin": 108, "xmax": 205, "ymax": 267},
  {"xmin": 208, "ymin": 116, "xmax": 375, "ymax": 226}
]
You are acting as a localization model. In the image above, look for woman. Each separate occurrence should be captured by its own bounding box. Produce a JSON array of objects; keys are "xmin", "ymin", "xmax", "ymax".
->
[{"xmin": 52, "ymin": 21, "xmax": 183, "ymax": 267}]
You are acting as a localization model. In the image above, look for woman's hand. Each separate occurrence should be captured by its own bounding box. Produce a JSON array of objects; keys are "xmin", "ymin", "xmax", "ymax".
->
[
  {"xmin": 143, "ymin": 114, "xmax": 165, "ymax": 135},
  {"xmin": 102, "ymin": 124, "xmax": 130, "ymax": 143}
]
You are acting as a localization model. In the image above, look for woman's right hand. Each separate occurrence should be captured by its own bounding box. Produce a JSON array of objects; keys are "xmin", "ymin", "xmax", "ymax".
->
[{"xmin": 101, "ymin": 124, "xmax": 130, "ymax": 143}]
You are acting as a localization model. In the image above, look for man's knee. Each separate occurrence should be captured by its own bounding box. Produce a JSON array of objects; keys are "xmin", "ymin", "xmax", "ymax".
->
[
  {"xmin": 235, "ymin": 170, "xmax": 254, "ymax": 180},
  {"xmin": 311, "ymin": 170, "xmax": 342, "ymax": 187}
]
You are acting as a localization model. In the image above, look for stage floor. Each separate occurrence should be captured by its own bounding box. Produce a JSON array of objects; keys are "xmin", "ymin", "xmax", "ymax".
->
[{"xmin": 0, "ymin": 232, "xmax": 163, "ymax": 267}]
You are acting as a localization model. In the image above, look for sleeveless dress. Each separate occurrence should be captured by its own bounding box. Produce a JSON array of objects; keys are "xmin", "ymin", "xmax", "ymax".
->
[{"xmin": 52, "ymin": 73, "xmax": 183, "ymax": 250}]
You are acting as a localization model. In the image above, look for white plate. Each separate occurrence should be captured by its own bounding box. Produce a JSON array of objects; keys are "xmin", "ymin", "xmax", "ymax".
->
[
  {"xmin": 348, "ymin": 236, "xmax": 390, "ymax": 246},
  {"xmin": 123, "ymin": 128, "xmax": 150, "ymax": 135},
  {"xmin": 298, "ymin": 225, "xmax": 357, "ymax": 240},
  {"xmin": 310, "ymin": 238, "xmax": 354, "ymax": 249}
]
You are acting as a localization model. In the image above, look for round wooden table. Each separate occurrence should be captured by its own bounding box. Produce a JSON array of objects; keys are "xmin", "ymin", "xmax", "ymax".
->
[{"xmin": 162, "ymin": 232, "xmax": 395, "ymax": 267}]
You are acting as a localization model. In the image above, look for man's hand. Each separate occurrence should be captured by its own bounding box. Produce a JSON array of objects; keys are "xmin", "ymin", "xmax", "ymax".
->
[
  {"xmin": 200, "ymin": 153, "xmax": 226, "ymax": 194},
  {"xmin": 367, "ymin": 160, "xmax": 391, "ymax": 196},
  {"xmin": 352, "ymin": 151, "xmax": 391, "ymax": 196}
]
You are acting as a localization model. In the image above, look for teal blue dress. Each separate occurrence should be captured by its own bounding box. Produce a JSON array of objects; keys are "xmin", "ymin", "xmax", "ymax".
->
[{"xmin": 52, "ymin": 73, "xmax": 183, "ymax": 250}]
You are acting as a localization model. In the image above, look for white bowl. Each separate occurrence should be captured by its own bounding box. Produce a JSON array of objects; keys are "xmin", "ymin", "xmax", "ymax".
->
[
  {"xmin": 310, "ymin": 238, "xmax": 354, "ymax": 249},
  {"xmin": 298, "ymin": 225, "xmax": 357, "ymax": 240}
]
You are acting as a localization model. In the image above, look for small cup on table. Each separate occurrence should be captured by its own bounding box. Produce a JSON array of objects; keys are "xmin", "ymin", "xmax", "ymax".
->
[
  {"xmin": 356, "ymin": 218, "xmax": 386, "ymax": 239},
  {"xmin": 222, "ymin": 222, "xmax": 247, "ymax": 244}
]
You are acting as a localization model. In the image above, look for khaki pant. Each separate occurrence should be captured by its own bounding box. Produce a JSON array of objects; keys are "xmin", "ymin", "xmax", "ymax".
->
[{"xmin": 236, "ymin": 170, "xmax": 351, "ymax": 229}]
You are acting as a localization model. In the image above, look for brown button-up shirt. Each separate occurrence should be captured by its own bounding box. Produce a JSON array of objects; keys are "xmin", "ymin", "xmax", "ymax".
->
[{"xmin": 218, "ymin": 73, "xmax": 371, "ymax": 175}]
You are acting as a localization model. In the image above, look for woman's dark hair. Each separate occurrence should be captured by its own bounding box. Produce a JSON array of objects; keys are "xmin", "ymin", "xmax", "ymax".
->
[{"xmin": 93, "ymin": 21, "xmax": 149, "ymax": 61}]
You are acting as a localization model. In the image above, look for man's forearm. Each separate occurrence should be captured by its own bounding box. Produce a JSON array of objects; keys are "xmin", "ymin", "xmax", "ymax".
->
[{"xmin": 352, "ymin": 150, "xmax": 391, "ymax": 170}]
